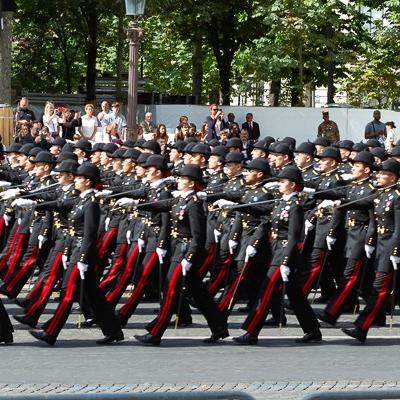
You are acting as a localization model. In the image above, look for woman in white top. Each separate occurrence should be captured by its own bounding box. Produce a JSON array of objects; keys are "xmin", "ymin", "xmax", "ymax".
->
[
  {"xmin": 385, "ymin": 121, "xmax": 397, "ymax": 153},
  {"xmin": 40, "ymin": 101, "xmax": 59, "ymax": 138},
  {"xmin": 79, "ymin": 104, "xmax": 99, "ymax": 140}
]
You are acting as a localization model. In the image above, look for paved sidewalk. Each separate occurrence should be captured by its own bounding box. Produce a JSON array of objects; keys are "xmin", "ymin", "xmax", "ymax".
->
[{"xmin": 1, "ymin": 294, "xmax": 400, "ymax": 400}]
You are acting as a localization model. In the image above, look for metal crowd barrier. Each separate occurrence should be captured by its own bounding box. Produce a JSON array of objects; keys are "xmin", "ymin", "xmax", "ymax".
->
[
  {"xmin": 0, "ymin": 392, "xmax": 255, "ymax": 400},
  {"xmin": 303, "ymin": 389, "xmax": 400, "ymax": 400}
]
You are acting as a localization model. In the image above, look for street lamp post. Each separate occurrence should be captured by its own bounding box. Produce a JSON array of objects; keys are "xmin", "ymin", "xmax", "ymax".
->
[{"xmin": 125, "ymin": 0, "xmax": 145, "ymax": 140}]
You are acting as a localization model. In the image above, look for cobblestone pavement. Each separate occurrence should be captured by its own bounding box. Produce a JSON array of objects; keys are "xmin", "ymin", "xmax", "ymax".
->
[{"xmin": 2, "ymin": 291, "xmax": 400, "ymax": 400}]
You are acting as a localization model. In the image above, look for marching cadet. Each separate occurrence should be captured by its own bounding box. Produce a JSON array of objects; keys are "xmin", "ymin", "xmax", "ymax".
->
[
  {"xmin": 250, "ymin": 138, "xmax": 273, "ymax": 160},
  {"xmin": 133, "ymin": 164, "xmax": 229, "ymax": 346},
  {"xmin": 339, "ymin": 158, "xmax": 400, "ymax": 342},
  {"xmin": 233, "ymin": 166, "xmax": 321, "ymax": 344},
  {"xmin": 0, "ymin": 151, "xmax": 56, "ymax": 299},
  {"xmin": 316, "ymin": 151, "xmax": 377, "ymax": 326},
  {"xmin": 13, "ymin": 159, "xmax": 80, "ymax": 328},
  {"xmin": 113, "ymin": 154, "xmax": 172, "ymax": 326},
  {"xmin": 268, "ymin": 142, "xmax": 295, "ymax": 176},
  {"xmin": 301, "ymin": 146, "xmax": 345, "ymax": 302},
  {"xmin": 73, "ymin": 139, "xmax": 93, "ymax": 165},
  {"xmin": 294, "ymin": 142, "xmax": 319, "ymax": 183},
  {"xmin": 28, "ymin": 164, "xmax": 123, "ymax": 345},
  {"xmin": 169, "ymin": 141, "xmax": 186, "ymax": 175},
  {"xmin": 0, "ymin": 297, "xmax": 13, "ymax": 344},
  {"xmin": 215, "ymin": 158, "xmax": 273, "ymax": 315},
  {"xmin": 337, "ymin": 140, "xmax": 354, "ymax": 175}
]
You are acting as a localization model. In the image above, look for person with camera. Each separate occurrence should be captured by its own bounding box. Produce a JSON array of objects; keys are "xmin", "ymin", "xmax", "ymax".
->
[{"xmin": 206, "ymin": 104, "xmax": 227, "ymax": 142}]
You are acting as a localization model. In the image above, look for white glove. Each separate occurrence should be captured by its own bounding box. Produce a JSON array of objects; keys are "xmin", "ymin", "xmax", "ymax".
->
[
  {"xmin": 196, "ymin": 191, "xmax": 207, "ymax": 200},
  {"xmin": 318, "ymin": 199, "xmax": 334, "ymax": 209},
  {"xmin": 264, "ymin": 181, "xmax": 279, "ymax": 189},
  {"xmin": 181, "ymin": 258, "xmax": 192, "ymax": 276},
  {"xmin": 390, "ymin": 255, "xmax": 400, "ymax": 271},
  {"xmin": 303, "ymin": 187, "xmax": 315, "ymax": 194},
  {"xmin": 95, "ymin": 190, "xmax": 112, "ymax": 198},
  {"xmin": 0, "ymin": 181, "xmax": 11, "ymax": 188},
  {"xmin": 228, "ymin": 239, "xmax": 238, "ymax": 255},
  {"xmin": 77, "ymin": 262, "xmax": 88, "ymax": 280},
  {"xmin": 364, "ymin": 244, "xmax": 375, "ymax": 259},
  {"xmin": 214, "ymin": 229, "xmax": 222, "ymax": 243},
  {"xmin": 217, "ymin": 199, "xmax": 235, "ymax": 208},
  {"xmin": 163, "ymin": 176, "xmax": 176, "ymax": 185},
  {"xmin": 138, "ymin": 238, "xmax": 145, "ymax": 253},
  {"xmin": 126, "ymin": 229, "xmax": 132, "ymax": 245},
  {"xmin": 3, "ymin": 215, "xmax": 11, "ymax": 226},
  {"xmin": 11, "ymin": 198, "xmax": 37, "ymax": 208},
  {"xmin": 17, "ymin": 217, "xmax": 21, "ymax": 225},
  {"xmin": 61, "ymin": 254, "xmax": 68, "ymax": 270},
  {"xmin": 38, "ymin": 234, "xmax": 47, "ymax": 249},
  {"xmin": 326, "ymin": 235, "xmax": 336, "ymax": 251},
  {"xmin": 280, "ymin": 265, "xmax": 291, "ymax": 282},
  {"xmin": 172, "ymin": 190, "xmax": 181, "ymax": 198},
  {"xmin": 304, "ymin": 220, "xmax": 315, "ymax": 235},
  {"xmin": 115, "ymin": 197, "xmax": 137, "ymax": 207},
  {"xmin": 1, "ymin": 188, "xmax": 20, "ymax": 200},
  {"xmin": 156, "ymin": 247, "xmax": 167, "ymax": 264},
  {"xmin": 341, "ymin": 173, "xmax": 353, "ymax": 181},
  {"xmin": 245, "ymin": 245, "xmax": 257, "ymax": 263},
  {"xmin": 104, "ymin": 217, "xmax": 110, "ymax": 231}
]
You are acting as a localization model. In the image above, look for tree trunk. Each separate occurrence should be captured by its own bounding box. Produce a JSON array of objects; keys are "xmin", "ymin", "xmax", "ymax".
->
[
  {"xmin": 115, "ymin": 2, "xmax": 125, "ymax": 101},
  {"xmin": 191, "ymin": 28, "xmax": 203, "ymax": 105},
  {"xmin": 217, "ymin": 56, "xmax": 233, "ymax": 106},
  {"xmin": 83, "ymin": 4, "xmax": 98, "ymax": 103},
  {"xmin": 290, "ymin": 68, "xmax": 301, "ymax": 107},
  {"xmin": 269, "ymin": 80, "xmax": 281, "ymax": 106},
  {"xmin": 0, "ymin": 11, "xmax": 13, "ymax": 105},
  {"xmin": 327, "ymin": 57, "xmax": 335, "ymax": 104}
]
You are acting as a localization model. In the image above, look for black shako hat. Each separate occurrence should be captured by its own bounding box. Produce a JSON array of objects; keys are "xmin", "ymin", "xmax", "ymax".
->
[
  {"xmin": 28, "ymin": 147, "xmax": 42, "ymax": 158},
  {"xmin": 211, "ymin": 145, "xmax": 228, "ymax": 158},
  {"xmin": 56, "ymin": 151, "xmax": 78, "ymax": 163},
  {"xmin": 122, "ymin": 148, "xmax": 141, "ymax": 161},
  {"xmin": 245, "ymin": 158, "xmax": 271, "ymax": 175},
  {"xmin": 270, "ymin": 142, "xmax": 293, "ymax": 158},
  {"xmin": 141, "ymin": 140, "xmax": 161, "ymax": 154},
  {"xmin": 178, "ymin": 164, "xmax": 204, "ymax": 184},
  {"xmin": 351, "ymin": 151, "xmax": 375, "ymax": 168},
  {"xmin": 391, "ymin": 146, "xmax": 400, "ymax": 157},
  {"xmin": 371, "ymin": 147, "xmax": 388, "ymax": 162},
  {"xmin": 73, "ymin": 139, "xmax": 92, "ymax": 153},
  {"xmin": 313, "ymin": 137, "xmax": 331, "ymax": 147},
  {"xmin": 144, "ymin": 154, "xmax": 168, "ymax": 170},
  {"xmin": 54, "ymin": 160, "xmax": 79, "ymax": 174},
  {"xmin": 226, "ymin": 137, "xmax": 243, "ymax": 151},
  {"xmin": 380, "ymin": 158, "xmax": 400, "ymax": 177},
  {"xmin": 109, "ymin": 148, "xmax": 127, "ymax": 159},
  {"xmin": 338, "ymin": 140, "xmax": 354, "ymax": 151},
  {"xmin": 189, "ymin": 143, "xmax": 211, "ymax": 157},
  {"xmin": 50, "ymin": 137, "xmax": 67, "ymax": 148},
  {"xmin": 171, "ymin": 141, "xmax": 187, "ymax": 152},
  {"xmin": 75, "ymin": 164, "xmax": 101, "ymax": 182},
  {"xmin": 16, "ymin": 143, "xmax": 35, "ymax": 156},
  {"xmin": 252, "ymin": 139, "xmax": 270, "ymax": 152},
  {"xmin": 225, "ymin": 152, "xmax": 244, "ymax": 164},
  {"xmin": 102, "ymin": 143, "xmax": 119, "ymax": 154},
  {"xmin": 31, "ymin": 151, "xmax": 56, "ymax": 164},
  {"xmin": 352, "ymin": 142, "xmax": 368, "ymax": 153},
  {"xmin": 136, "ymin": 153, "xmax": 152, "ymax": 165},
  {"xmin": 5, "ymin": 143, "xmax": 22, "ymax": 153},
  {"xmin": 295, "ymin": 142, "xmax": 316, "ymax": 156},
  {"xmin": 366, "ymin": 139, "xmax": 381, "ymax": 148},
  {"xmin": 277, "ymin": 165, "xmax": 303, "ymax": 184},
  {"xmin": 317, "ymin": 146, "xmax": 341, "ymax": 162}
]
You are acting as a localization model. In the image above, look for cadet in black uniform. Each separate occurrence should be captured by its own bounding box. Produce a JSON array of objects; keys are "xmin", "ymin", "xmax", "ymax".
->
[
  {"xmin": 0, "ymin": 297, "xmax": 13, "ymax": 344},
  {"xmin": 134, "ymin": 165, "xmax": 228, "ymax": 346},
  {"xmin": 233, "ymin": 166, "xmax": 321, "ymax": 345},
  {"xmin": 28, "ymin": 164, "xmax": 123, "ymax": 345}
]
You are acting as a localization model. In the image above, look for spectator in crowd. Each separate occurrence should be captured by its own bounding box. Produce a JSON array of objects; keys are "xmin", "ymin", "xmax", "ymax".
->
[
  {"xmin": 106, "ymin": 123, "xmax": 123, "ymax": 145},
  {"xmin": 189, "ymin": 123, "xmax": 197, "ymax": 137},
  {"xmin": 79, "ymin": 103, "xmax": 99, "ymax": 141},
  {"xmin": 174, "ymin": 122, "xmax": 190, "ymax": 141},
  {"xmin": 230, "ymin": 124, "xmax": 240, "ymax": 137},
  {"xmin": 109, "ymin": 102, "xmax": 127, "ymax": 137},
  {"xmin": 140, "ymin": 112, "xmax": 155, "ymax": 139},
  {"xmin": 206, "ymin": 104, "xmax": 227, "ymax": 142},
  {"xmin": 97, "ymin": 100, "xmax": 113, "ymax": 127},
  {"xmin": 242, "ymin": 112, "xmax": 260, "ymax": 141},
  {"xmin": 198, "ymin": 122, "xmax": 209, "ymax": 142},
  {"xmin": 14, "ymin": 97, "xmax": 36, "ymax": 134},
  {"xmin": 33, "ymin": 126, "xmax": 52, "ymax": 150},
  {"xmin": 364, "ymin": 110, "xmax": 386, "ymax": 145},
  {"xmin": 59, "ymin": 109, "xmax": 81, "ymax": 140},
  {"xmin": 385, "ymin": 121, "xmax": 397, "ymax": 153},
  {"xmin": 317, "ymin": 110, "xmax": 340, "ymax": 143},
  {"xmin": 220, "ymin": 129, "xmax": 229, "ymax": 145},
  {"xmin": 156, "ymin": 124, "xmax": 169, "ymax": 143},
  {"xmin": 30, "ymin": 120, "xmax": 42, "ymax": 138},
  {"xmin": 15, "ymin": 123, "xmax": 34, "ymax": 144},
  {"xmin": 174, "ymin": 115, "xmax": 189, "ymax": 135},
  {"xmin": 240, "ymin": 128, "xmax": 254, "ymax": 160},
  {"xmin": 227, "ymin": 112, "xmax": 239, "ymax": 131},
  {"xmin": 40, "ymin": 101, "xmax": 59, "ymax": 138}
]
